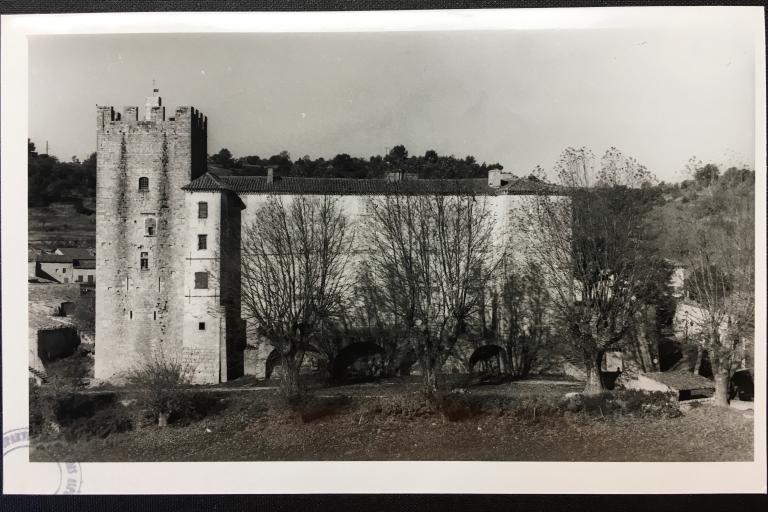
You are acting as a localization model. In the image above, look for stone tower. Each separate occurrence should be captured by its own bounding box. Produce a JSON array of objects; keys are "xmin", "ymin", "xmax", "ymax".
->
[{"xmin": 94, "ymin": 91, "xmax": 208, "ymax": 380}]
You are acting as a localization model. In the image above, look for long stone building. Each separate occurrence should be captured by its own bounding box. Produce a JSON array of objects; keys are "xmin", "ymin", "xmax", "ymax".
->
[{"xmin": 95, "ymin": 92, "xmax": 557, "ymax": 384}]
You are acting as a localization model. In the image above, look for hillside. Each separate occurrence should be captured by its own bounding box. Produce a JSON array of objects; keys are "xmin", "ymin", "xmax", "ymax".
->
[{"xmin": 28, "ymin": 200, "xmax": 96, "ymax": 259}]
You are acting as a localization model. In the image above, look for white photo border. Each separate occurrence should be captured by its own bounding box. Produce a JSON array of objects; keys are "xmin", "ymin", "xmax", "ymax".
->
[{"xmin": 2, "ymin": 7, "xmax": 765, "ymax": 494}]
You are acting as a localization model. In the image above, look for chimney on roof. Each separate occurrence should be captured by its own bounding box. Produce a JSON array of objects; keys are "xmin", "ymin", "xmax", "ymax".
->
[{"xmin": 267, "ymin": 167, "xmax": 274, "ymax": 184}]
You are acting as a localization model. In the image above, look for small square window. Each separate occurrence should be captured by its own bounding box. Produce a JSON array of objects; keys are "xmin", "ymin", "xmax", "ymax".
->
[
  {"xmin": 198, "ymin": 202, "xmax": 208, "ymax": 219},
  {"xmin": 145, "ymin": 217, "xmax": 156, "ymax": 237},
  {"xmin": 76, "ymin": 275, "xmax": 83, "ymax": 282},
  {"xmin": 194, "ymin": 271, "xmax": 209, "ymax": 289},
  {"xmin": 199, "ymin": 322, "xmax": 206, "ymax": 330},
  {"xmin": 139, "ymin": 177, "xmax": 149, "ymax": 191},
  {"xmin": 62, "ymin": 268, "xmax": 66, "ymax": 273},
  {"xmin": 198, "ymin": 234, "xmax": 207, "ymax": 250}
]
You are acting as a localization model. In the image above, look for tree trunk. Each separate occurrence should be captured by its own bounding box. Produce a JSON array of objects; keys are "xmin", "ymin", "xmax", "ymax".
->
[
  {"xmin": 422, "ymin": 362, "xmax": 438, "ymax": 396},
  {"xmin": 693, "ymin": 348, "xmax": 703, "ymax": 374},
  {"xmin": 280, "ymin": 355, "xmax": 302, "ymax": 400},
  {"xmin": 583, "ymin": 351, "xmax": 605, "ymax": 396},
  {"xmin": 158, "ymin": 412, "xmax": 169, "ymax": 427},
  {"xmin": 713, "ymin": 368, "xmax": 730, "ymax": 407}
]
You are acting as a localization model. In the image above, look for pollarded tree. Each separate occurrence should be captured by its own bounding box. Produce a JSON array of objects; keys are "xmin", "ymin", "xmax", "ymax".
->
[
  {"xmin": 519, "ymin": 147, "xmax": 659, "ymax": 395},
  {"xmin": 363, "ymin": 192, "xmax": 497, "ymax": 394},
  {"xmin": 240, "ymin": 195, "xmax": 353, "ymax": 398},
  {"xmin": 666, "ymin": 170, "xmax": 754, "ymax": 405}
]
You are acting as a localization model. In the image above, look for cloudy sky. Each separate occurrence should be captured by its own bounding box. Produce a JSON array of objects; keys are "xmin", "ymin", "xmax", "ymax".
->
[{"xmin": 29, "ymin": 28, "xmax": 756, "ymax": 182}]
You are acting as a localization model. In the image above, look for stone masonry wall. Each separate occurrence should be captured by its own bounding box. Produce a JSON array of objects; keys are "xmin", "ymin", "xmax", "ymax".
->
[{"xmin": 95, "ymin": 102, "xmax": 207, "ymax": 380}]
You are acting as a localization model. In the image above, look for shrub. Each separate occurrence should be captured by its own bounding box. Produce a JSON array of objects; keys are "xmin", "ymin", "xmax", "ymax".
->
[
  {"xmin": 286, "ymin": 395, "xmax": 352, "ymax": 423},
  {"xmin": 61, "ymin": 404, "xmax": 134, "ymax": 440},
  {"xmin": 126, "ymin": 350, "xmax": 193, "ymax": 427},
  {"xmin": 43, "ymin": 345, "xmax": 93, "ymax": 389},
  {"xmin": 563, "ymin": 389, "xmax": 680, "ymax": 419},
  {"xmin": 363, "ymin": 393, "xmax": 437, "ymax": 420},
  {"xmin": 29, "ymin": 387, "xmax": 134, "ymax": 440},
  {"xmin": 29, "ymin": 384, "xmax": 61, "ymax": 436},
  {"xmin": 617, "ymin": 389, "xmax": 680, "ymax": 418},
  {"xmin": 507, "ymin": 397, "xmax": 562, "ymax": 422},
  {"xmin": 435, "ymin": 391, "xmax": 483, "ymax": 422}
]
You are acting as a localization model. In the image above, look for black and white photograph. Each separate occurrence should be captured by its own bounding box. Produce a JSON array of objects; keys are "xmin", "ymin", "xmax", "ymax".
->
[{"xmin": 1, "ymin": 7, "xmax": 765, "ymax": 494}]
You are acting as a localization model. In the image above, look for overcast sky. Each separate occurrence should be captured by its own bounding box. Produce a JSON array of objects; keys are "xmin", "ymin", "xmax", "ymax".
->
[{"xmin": 29, "ymin": 29, "xmax": 755, "ymax": 182}]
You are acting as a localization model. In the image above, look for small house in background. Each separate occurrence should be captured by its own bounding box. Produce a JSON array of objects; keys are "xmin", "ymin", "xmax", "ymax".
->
[
  {"xmin": 35, "ymin": 254, "xmax": 74, "ymax": 283},
  {"xmin": 72, "ymin": 258, "xmax": 95, "ymax": 284},
  {"xmin": 35, "ymin": 247, "xmax": 95, "ymax": 284},
  {"xmin": 54, "ymin": 247, "xmax": 95, "ymax": 259},
  {"xmin": 623, "ymin": 370, "xmax": 715, "ymax": 401}
]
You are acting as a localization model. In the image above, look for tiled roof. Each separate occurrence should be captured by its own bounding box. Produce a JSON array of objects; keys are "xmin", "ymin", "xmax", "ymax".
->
[
  {"xmin": 643, "ymin": 371, "xmax": 715, "ymax": 391},
  {"xmin": 182, "ymin": 172, "xmax": 560, "ymax": 196},
  {"xmin": 36, "ymin": 254, "xmax": 74, "ymax": 264},
  {"xmin": 56, "ymin": 248, "xmax": 95, "ymax": 259},
  {"xmin": 74, "ymin": 260, "xmax": 96, "ymax": 269}
]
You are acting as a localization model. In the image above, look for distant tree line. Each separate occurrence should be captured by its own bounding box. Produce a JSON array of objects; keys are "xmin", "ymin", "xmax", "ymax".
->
[
  {"xmin": 28, "ymin": 142, "xmax": 504, "ymax": 207},
  {"xmin": 208, "ymin": 144, "xmax": 505, "ymax": 180},
  {"xmin": 28, "ymin": 139, "xmax": 96, "ymax": 208}
]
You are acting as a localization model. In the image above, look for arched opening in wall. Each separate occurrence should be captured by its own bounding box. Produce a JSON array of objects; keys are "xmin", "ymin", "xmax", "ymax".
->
[
  {"xmin": 138, "ymin": 177, "xmax": 149, "ymax": 191},
  {"xmin": 469, "ymin": 344, "xmax": 506, "ymax": 376},
  {"xmin": 145, "ymin": 217, "xmax": 156, "ymax": 236},
  {"xmin": 330, "ymin": 342, "xmax": 385, "ymax": 382}
]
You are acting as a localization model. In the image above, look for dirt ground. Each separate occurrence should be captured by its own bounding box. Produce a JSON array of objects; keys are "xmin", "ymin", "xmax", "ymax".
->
[{"xmin": 30, "ymin": 378, "xmax": 753, "ymax": 462}]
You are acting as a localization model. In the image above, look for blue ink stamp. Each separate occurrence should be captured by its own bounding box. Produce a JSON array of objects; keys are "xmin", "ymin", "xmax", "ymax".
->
[{"xmin": 3, "ymin": 427, "xmax": 83, "ymax": 494}]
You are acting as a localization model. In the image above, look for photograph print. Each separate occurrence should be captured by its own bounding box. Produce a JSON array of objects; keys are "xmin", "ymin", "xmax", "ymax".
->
[{"xmin": 21, "ymin": 10, "xmax": 760, "ymax": 466}]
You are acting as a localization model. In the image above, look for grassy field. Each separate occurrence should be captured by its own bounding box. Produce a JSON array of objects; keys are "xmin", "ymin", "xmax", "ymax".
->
[{"xmin": 30, "ymin": 377, "xmax": 753, "ymax": 462}]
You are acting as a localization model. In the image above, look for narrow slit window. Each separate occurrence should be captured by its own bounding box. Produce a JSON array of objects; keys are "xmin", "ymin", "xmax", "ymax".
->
[
  {"xmin": 129, "ymin": 310, "xmax": 133, "ymax": 319},
  {"xmin": 198, "ymin": 234, "xmax": 207, "ymax": 250},
  {"xmin": 198, "ymin": 202, "xmax": 208, "ymax": 219},
  {"xmin": 194, "ymin": 271, "xmax": 209, "ymax": 289},
  {"xmin": 140, "ymin": 251, "xmax": 149, "ymax": 270},
  {"xmin": 138, "ymin": 177, "xmax": 149, "ymax": 191}
]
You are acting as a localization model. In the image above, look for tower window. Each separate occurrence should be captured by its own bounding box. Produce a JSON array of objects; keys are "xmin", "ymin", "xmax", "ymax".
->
[
  {"xmin": 194, "ymin": 271, "xmax": 209, "ymax": 289},
  {"xmin": 138, "ymin": 177, "xmax": 149, "ymax": 191},
  {"xmin": 198, "ymin": 202, "xmax": 208, "ymax": 219},
  {"xmin": 198, "ymin": 234, "xmax": 207, "ymax": 250},
  {"xmin": 145, "ymin": 217, "xmax": 156, "ymax": 237},
  {"xmin": 199, "ymin": 322, "xmax": 206, "ymax": 331},
  {"xmin": 140, "ymin": 251, "xmax": 149, "ymax": 270}
]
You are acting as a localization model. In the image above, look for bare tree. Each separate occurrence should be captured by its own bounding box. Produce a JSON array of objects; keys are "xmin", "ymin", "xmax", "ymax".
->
[
  {"xmin": 519, "ymin": 147, "xmax": 658, "ymax": 395},
  {"xmin": 670, "ymin": 194, "xmax": 754, "ymax": 406},
  {"xmin": 127, "ymin": 348, "xmax": 193, "ymax": 427},
  {"xmin": 240, "ymin": 195, "xmax": 353, "ymax": 398},
  {"xmin": 497, "ymin": 259, "xmax": 552, "ymax": 379},
  {"xmin": 363, "ymin": 193, "xmax": 497, "ymax": 394}
]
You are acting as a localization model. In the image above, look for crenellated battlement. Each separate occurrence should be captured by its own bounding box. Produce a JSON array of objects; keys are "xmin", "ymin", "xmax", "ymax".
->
[
  {"xmin": 96, "ymin": 96, "xmax": 208, "ymax": 136},
  {"xmin": 95, "ymin": 90, "xmax": 210, "ymax": 383}
]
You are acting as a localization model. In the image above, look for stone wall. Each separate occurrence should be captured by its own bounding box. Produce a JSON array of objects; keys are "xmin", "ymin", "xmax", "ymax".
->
[{"xmin": 95, "ymin": 101, "xmax": 207, "ymax": 380}]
